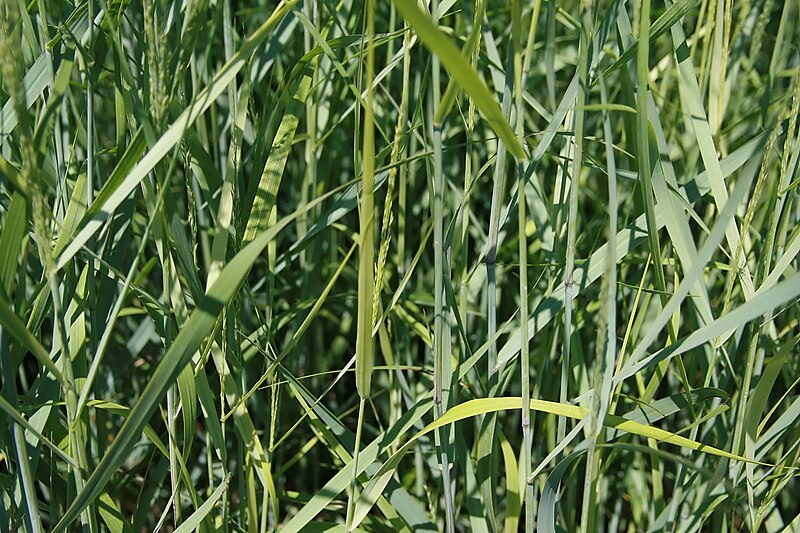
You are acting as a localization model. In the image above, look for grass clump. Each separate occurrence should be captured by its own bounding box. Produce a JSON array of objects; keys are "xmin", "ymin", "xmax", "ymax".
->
[{"xmin": 1, "ymin": 0, "xmax": 799, "ymax": 531}]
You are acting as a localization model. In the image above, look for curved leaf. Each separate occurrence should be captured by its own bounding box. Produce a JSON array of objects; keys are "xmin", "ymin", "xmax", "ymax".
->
[
  {"xmin": 390, "ymin": 0, "xmax": 524, "ymax": 160},
  {"xmin": 351, "ymin": 397, "xmax": 782, "ymax": 528}
]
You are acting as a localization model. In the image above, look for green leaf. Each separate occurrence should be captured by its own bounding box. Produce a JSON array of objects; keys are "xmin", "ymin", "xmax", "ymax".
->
[
  {"xmin": 597, "ymin": 0, "xmax": 703, "ymax": 80},
  {"xmin": 242, "ymin": 52, "xmax": 317, "ymax": 244},
  {"xmin": 539, "ymin": 451, "xmax": 584, "ymax": 533},
  {"xmin": 0, "ymin": 395, "xmax": 76, "ymax": 467},
  {"xmin": 172, "ymin": 474, "xmax": 232, "ymax": 533},
  {"xmin": 0, "ymin": 192, "xmax": 28, "ymax": 294},
  {"xmin": 390, "ymin": 0, "xmax": 524, "ymax": 160},
  {"xmin": 500, "ymin": 433, "xmax": 521, "ymax": 533},
  {"xmin": 0, "ymin": 293, "xmax": 63, "ymax": 383},
  {"xmin": 0, "ymin": 54, "xmax": 53, "ymax": 137},
  {"xmin": 96, "ymin": 493, "xmax": 132, "ymax": 533}
]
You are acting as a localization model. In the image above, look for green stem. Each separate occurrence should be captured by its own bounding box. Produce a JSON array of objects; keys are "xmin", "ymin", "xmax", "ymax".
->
[
  {"xmin": 483, "ymin": 42, "xmax": 514, "ymax": 533},
  {"xmin": 351, "ymin": 0, "xmax": 376, "ymax": 527},
  {"xmin": 512, "ymin": 1, "xmax": 533, "ymax": 530},
  {"xmin": 558, "ymin": 10, "xmax": 588, "ymax": 454},
  {"xmin": 346, "ymin": 398, "xmax": 366, "ymax": 531},
  {"xmin": 430, "ymin": 1, "xmax": 454, "ymax": 530}
]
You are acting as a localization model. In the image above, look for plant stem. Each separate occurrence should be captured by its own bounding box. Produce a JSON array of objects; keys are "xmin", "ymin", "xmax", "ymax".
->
[
  {"xmin": 350, "ymin": 0, "xmax": 376, "ymax": 527},
  {"xmin": 558, "ymin": 0, "xmax": 589, "ymax": 452},
  {"xmin": 511, "ymin": 1, "xmax": 533, "ymax": 530},
  {"xmin": 430, "ymin": 1, "xmax": 455, "ymax": 530},
  {"xmin": 346, "ymin": 398, "xmax": 366, "ymax": 531}
]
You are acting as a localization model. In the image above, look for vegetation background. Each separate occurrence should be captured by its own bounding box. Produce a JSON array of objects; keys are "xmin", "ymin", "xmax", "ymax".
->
[{"xmin": 0, "ymin": 0, "xmax": 799, "ymax": 530}]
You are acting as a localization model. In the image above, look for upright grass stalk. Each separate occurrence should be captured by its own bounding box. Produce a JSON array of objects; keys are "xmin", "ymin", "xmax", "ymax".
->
[
  {"xmin": 429, "ymin": 0, "xmax": 455, "ymax": 528},
  {"xmin": 521, "ymin": 0, "xmax": 543, "ymax": 90},
  {"xmin": 727, "ymin": 111, "xmax": 785, "ymax": 529},
  {"xmin": 511, "ymin": 1, "xmax": 534, "ymax": 531},
  {"xmin": 84, "ymin": 0, "xmax": 96, "ymax": 390},
  {"xmin": 575, "ymin": 3, "xmax": 597, "ymax": 530},
  {"xmin": 458, "ymin": 2, "xmax": 481, "ymax": 379},
  {"xmin": 635, "ymin": 0, "xmax": 670, "ymax": 312},
  {"xmin": 558, "ymin": 0, "xmax": 590, "ymax": 451},
  {"xmin": 486, "ymin": 61, "xmax": 513, "ymax": 393},
  {"xmin": 518, "ymin": 3, "xmax": 543, "ymax": 528},
  {"xmin": 300, "ymin": 1, "xmax": 317, "ymax": 270},
  {"xmin": 632, "ymin": 3, "xmax": 686, "ymax": 504},
  {"xmin": 347, "ymin": 0, "xmax": 376, "ymax": 528},
  {"xmin": 374, "ymin": 15, "xmax": 411, "ymax": 438},
  {"xmin": 773, "ymin": 75, "xmax": 799, "ymax": 266},
  {"xmin": 477, "ymin": 23, "xmax": 519, "ymax": 525},
  {"xmin": 298, "ymin": 0, "xmax": 321, "ymax": 385},
  {"xmin": 544, "ymin": 0, "xmax": 557, "ymax": 111},
  {"xmin": 581, "ymin": 75, "xmax": 618, "ymax": 533},
  {"xmin": 716, "ymin": 0, "xmax": 734, "ymax": 139}
]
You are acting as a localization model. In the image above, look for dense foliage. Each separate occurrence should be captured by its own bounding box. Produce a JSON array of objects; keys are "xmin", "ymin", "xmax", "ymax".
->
[{"xmin": 1, "ymin": 0, "xmax": 799, "ymax": 530}]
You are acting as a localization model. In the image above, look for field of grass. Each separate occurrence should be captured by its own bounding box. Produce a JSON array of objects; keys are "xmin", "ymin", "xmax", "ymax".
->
[{"xmin": 1, "ymin": 0, "xmax": 799, "ymax": 530}]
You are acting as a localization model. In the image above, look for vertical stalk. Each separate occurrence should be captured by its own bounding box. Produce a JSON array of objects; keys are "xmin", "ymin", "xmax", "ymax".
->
[
  {"xmin": 635, "ymin": 0, "xmax": 671, "ymax": 321},
  {"xmin": 487, "ymin": 110, "xmax": 510, "ymax": 392},
  {"xmin": 521, "ymin": 0, "xmax": 543, "ymax": 90},
  {"xmin": 717, "ymin": 0, "xmax": 734, "ymax": 140},
  {"xmin": 459, "ymin": 27, "xmax": 477, "ymax": 370},
  {"xmin": 376, "ymin": 15, "xmax": 412, "ymax": 436},
  {"xmin": 430, "ymin": 0, "xmax": 455, "ymax": 529},
  {"xmin": 544, "ymin": 0, "xmax": 557, "ymax": 111},
  {"xmin": 83, "ymin": 0, "xmax": 97, "ymax": 524},
  {"xmin": 483, "ymin": 31, "xmax": 514, "ymax": 533},
  {"xmin": 729, "ymin": 99, "xmax": 792, "ymax": 528},
  {"xmin": 520, "ymin": 2, "xmax": 543, "ymax": 528},
  {"xmin": 511, "ymin": 1, "xmax": 533, "ymax": 531},
  {"xmin": 348, "ymin": 0, "xmax": 375, "ymax": 528},
  {"xmin": 299, "ymin": 1, "xmax": 320, "ymax": 505},
  {"xmin": 299, "ymin": 0, "xmax": 320, "ymax": 382},
  {"xmin": 346, "ymin": 397, "xmax": 367, "ymax": 530},
  {"xmin": 431, "ymin": 0, "xmax": 444, "ymax": 414},
  {"xmin": 299, "ymin": 1, "xmax": 316, "ymax": 271},
  {"xmin": 85, "ymin": 0, "xmax": 96, "ymax": 383},
  {"xmin": 582, "ymin": 75, "xmax": 618, "ymax": 533},
  {"xmin": 575, "ymin": 1, "xmax": 593, "ymax": 529},
  {"xmin": 167, "ymin": 382, "xmax": 181, "ymax": 523},
  {"xmin": 558, "ymin": 0, "xmax": 589, "ymax": 451}
]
